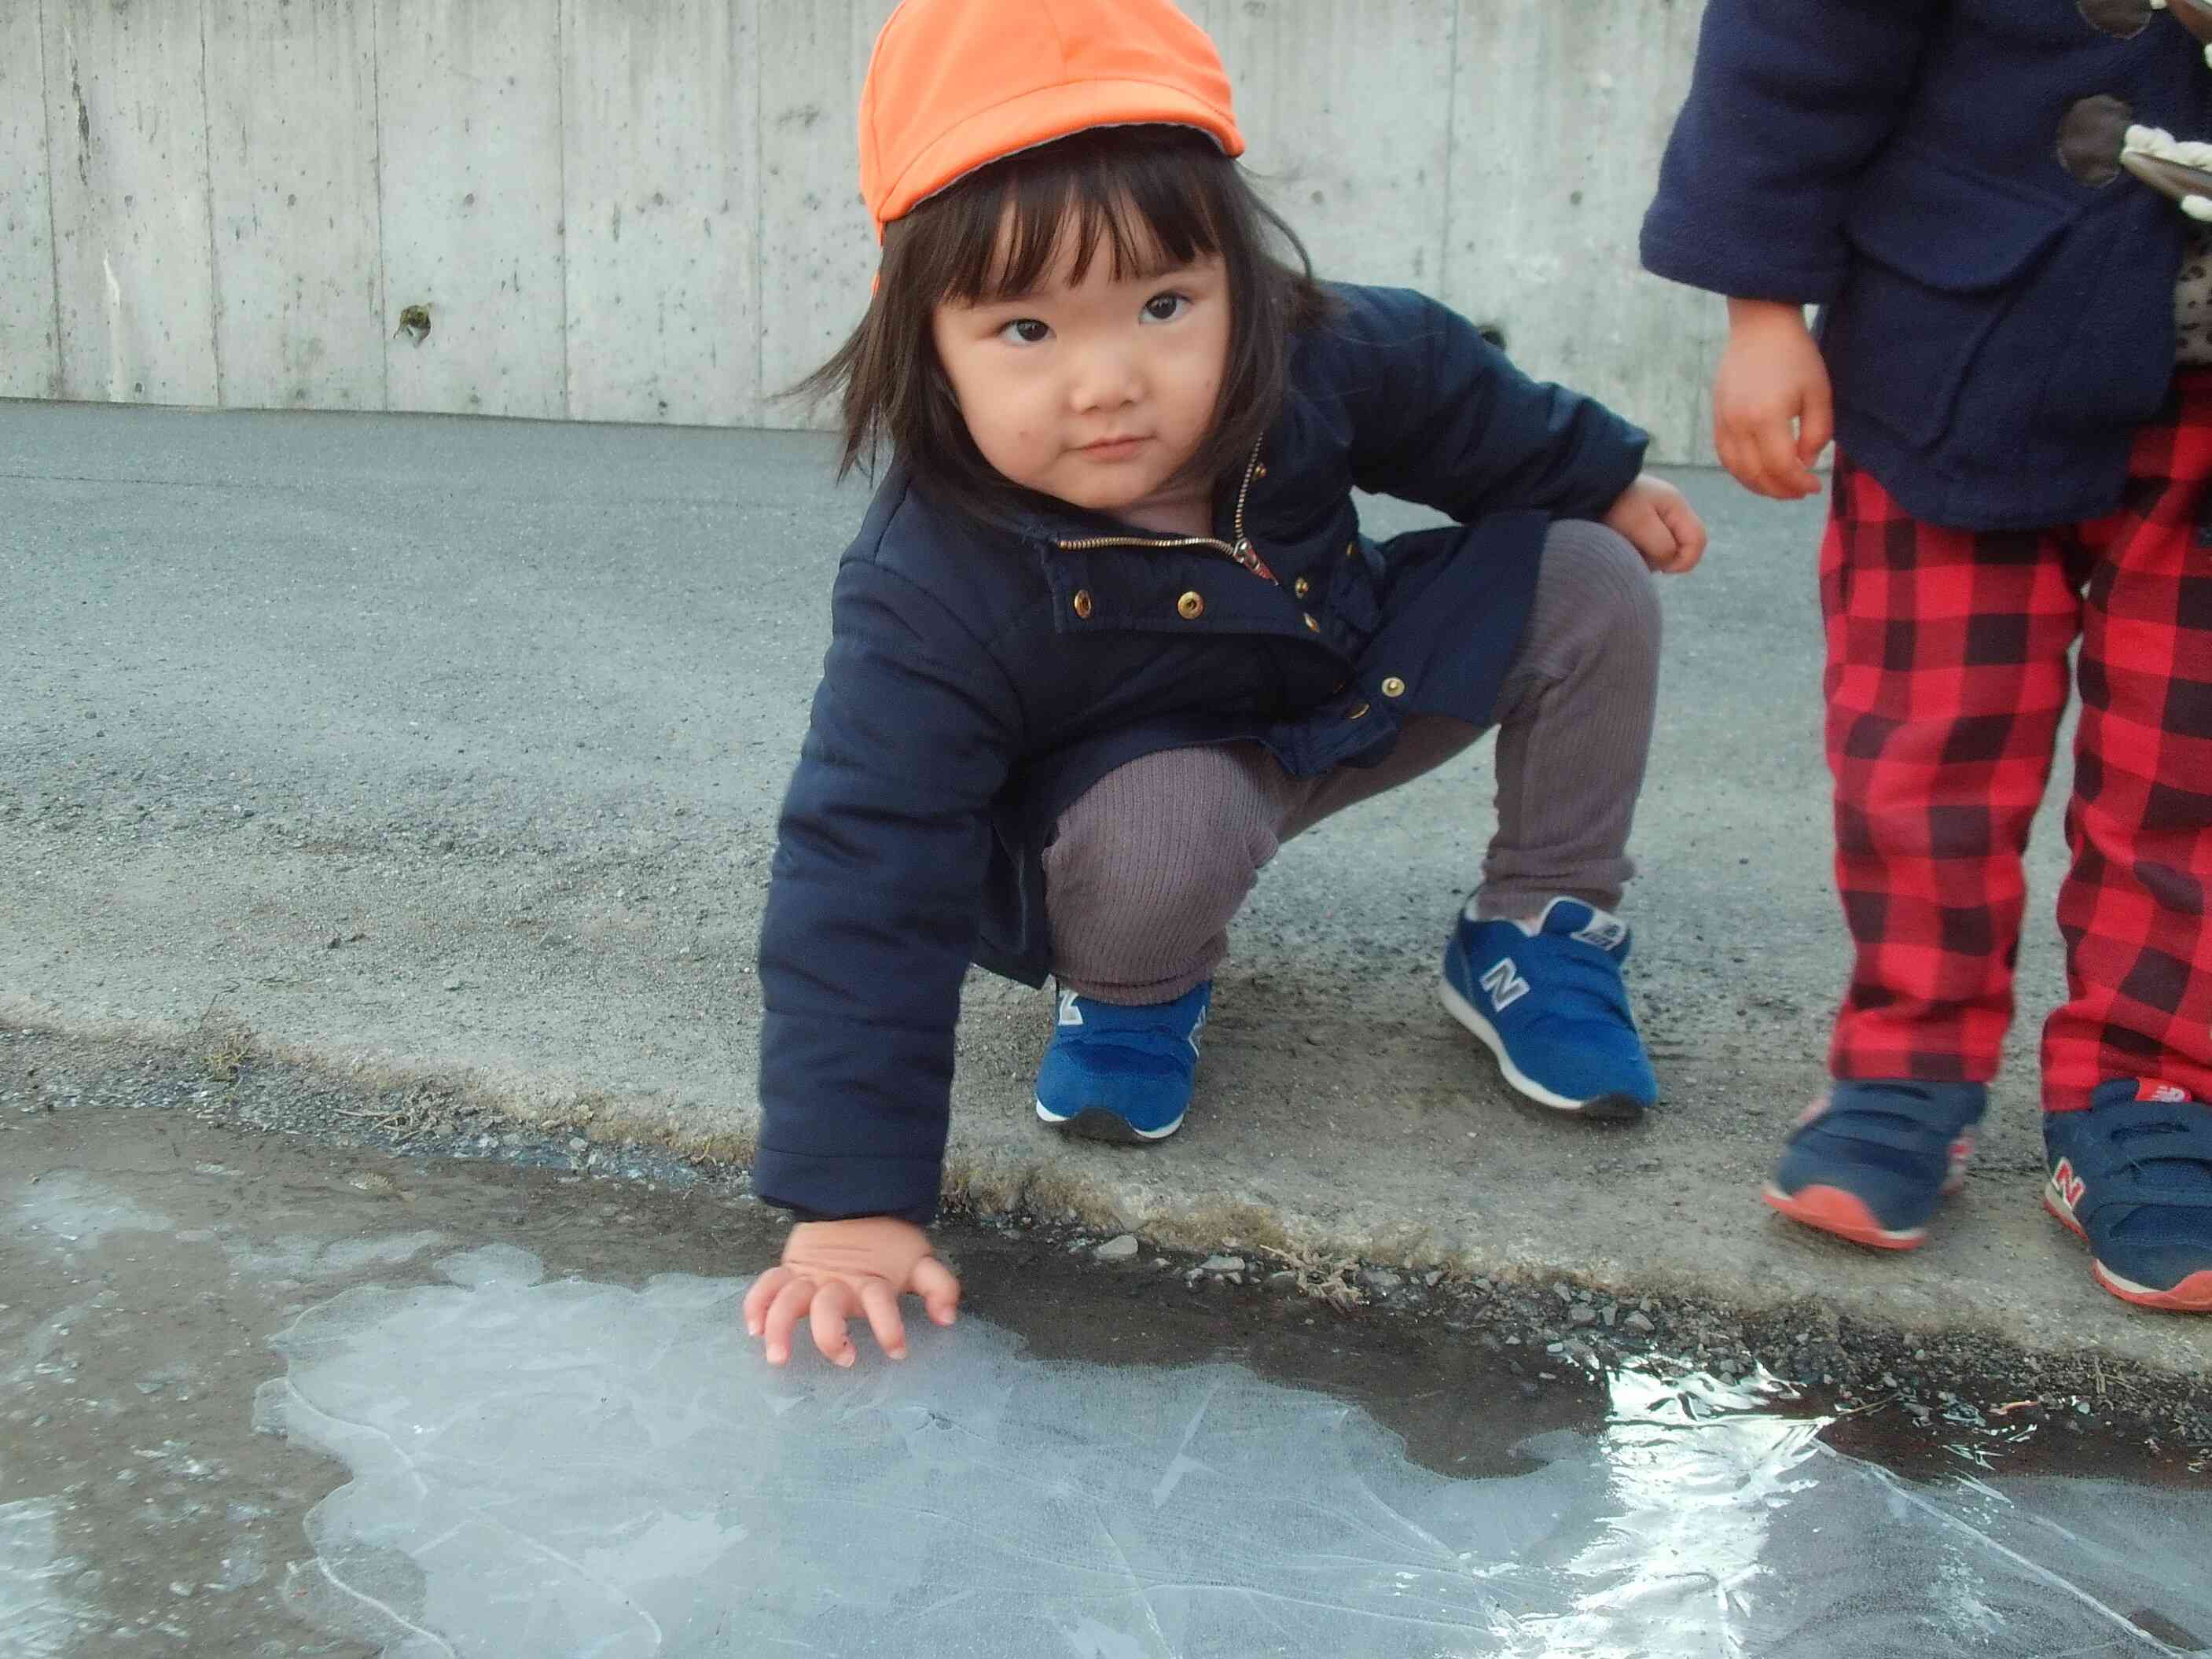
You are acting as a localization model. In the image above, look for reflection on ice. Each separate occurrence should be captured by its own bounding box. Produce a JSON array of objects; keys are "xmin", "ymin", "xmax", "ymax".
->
[
  {"xmin": 254, "ymin": 1247, "xmax": 2209, "ymax": 1657},
  {"xmin": 1512, "ymin": 1368, "xmax": 1825, "ymax": 1653}
]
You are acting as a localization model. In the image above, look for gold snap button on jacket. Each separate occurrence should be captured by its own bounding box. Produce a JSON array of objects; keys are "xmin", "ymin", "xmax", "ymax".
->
[
  {"xmin": 1072, "ymin": 590, "xmax": 1093, "ymax": 620},
  {"xmin": 1303, "ymin": 612, "xmax": 1319, "ymax": 632},
  {"xmin": 1293, "ymin": 576, "xmax": 1311, "ymax": 599},
  {"xmin": 1381, "ymin": 675, "xmax": 1406, "ymax": 698},
  {"xmin": 1177, "ymin": 590, "xmax": 1205, "ymax": 620}
]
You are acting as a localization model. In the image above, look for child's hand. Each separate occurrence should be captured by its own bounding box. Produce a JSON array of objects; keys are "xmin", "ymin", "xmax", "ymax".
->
[
  {"xmin": 744, "ymin": 1216, "xmax": 961, "ymax": 1368},
  {"xmin": 1714, "ymin": 298, "xmax": 1832, "ymax": 500},
  {"xmin": 1601, "ymin": 474, "xmax": 1709, "ymax": 575}
]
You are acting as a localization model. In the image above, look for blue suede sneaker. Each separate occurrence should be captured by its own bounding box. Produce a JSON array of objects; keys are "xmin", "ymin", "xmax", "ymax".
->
[
  {"xmin": 1440, "ymin": 897, "xmax": 1656, "ymax": 1120},
  {"xmin": 1034, "ymin": 980, "xmax": 1211, "ymax": 1145},
  {"xmin": 2044, "ymin": 1079, "xmax": 2212, "ymax": 1313},
  {"xmin": 1762, "ymin": 1080, "xmax": 1985, "ymax": 1251}
]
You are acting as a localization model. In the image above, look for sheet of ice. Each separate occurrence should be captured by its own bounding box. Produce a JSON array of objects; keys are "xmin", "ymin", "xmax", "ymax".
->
[
  {"xmin": 252, "ymin": 1245, "xmax": 2207, "ymax": 1658},
  {"xmin": 9, "ymin": 1171, "xmax": 176, "ymax": 1250},
  {"xmin": 0, "ymin": 1498, "xmax": 90, "ymax": 1658},
  {"xmin": 6, "ymin": 1167, "xmax": 443, "ymax": 1284},
  {"xmin": 222, "ymin": 1229, "xmax": 450, "ymax": 1282}
]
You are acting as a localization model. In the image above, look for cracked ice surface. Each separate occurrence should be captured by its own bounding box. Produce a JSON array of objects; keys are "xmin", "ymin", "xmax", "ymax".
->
[{"xmin": 254, "ymin": 1246, "xmax": 2210, "ymax": 1658}]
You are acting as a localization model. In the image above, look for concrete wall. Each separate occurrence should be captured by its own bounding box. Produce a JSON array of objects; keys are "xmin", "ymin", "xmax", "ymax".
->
[{"xmin": 0, "ymin": 0, "xmax": 1725, "ymax": 462}]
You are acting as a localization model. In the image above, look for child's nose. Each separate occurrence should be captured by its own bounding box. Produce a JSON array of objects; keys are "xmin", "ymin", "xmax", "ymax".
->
[{"xmin": 1067, "ymin": 342, "xmax": 1141, "ymax": 412}]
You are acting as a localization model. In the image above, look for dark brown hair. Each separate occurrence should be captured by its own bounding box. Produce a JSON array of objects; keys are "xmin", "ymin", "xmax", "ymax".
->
[{"xmin": 793, "ymin": 124, "xmax": 1335, "ymax": 525}]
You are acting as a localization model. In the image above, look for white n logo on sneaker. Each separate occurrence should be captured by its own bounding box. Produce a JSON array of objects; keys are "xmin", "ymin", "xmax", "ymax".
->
[
  {"xmin": 1571, "ymin": 912, "xmax": 1629, "ymax": 951},
  {"xmin": 1057, "ymin": 990, "xmax": 1085, "ymax": 1028},
  {"xmin": 1479, "ymin": 958, "xmax": 1530, "ymax": 1012}
]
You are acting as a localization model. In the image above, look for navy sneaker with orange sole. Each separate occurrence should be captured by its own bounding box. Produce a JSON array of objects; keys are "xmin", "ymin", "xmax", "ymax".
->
[
  {"xmin": 1762, "ymin": 1080, "xmax": 1985, "ymax": 1250},
  {"xmin": 2043, "ymin": 1078, "xmax": 2212, "ymax": 1313}
]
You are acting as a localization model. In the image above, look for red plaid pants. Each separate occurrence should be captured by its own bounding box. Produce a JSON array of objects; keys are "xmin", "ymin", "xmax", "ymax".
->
[{"xmin": 1824, "ymin": 377, "xmax": 2212, "ymax": 1110}]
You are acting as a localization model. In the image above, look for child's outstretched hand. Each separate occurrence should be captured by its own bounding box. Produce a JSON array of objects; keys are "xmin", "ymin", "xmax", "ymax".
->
[
  {"xmin": 744, "ymin": 1216, "xmax": 961, "ymax": 1368},
  {"xmin": 1602, "ymin": 474, "xmax": 1709, "ymax": 575},
  {"xmin": 1714, "ymin": 298, "xmax": 1832, "ymax": 501}
]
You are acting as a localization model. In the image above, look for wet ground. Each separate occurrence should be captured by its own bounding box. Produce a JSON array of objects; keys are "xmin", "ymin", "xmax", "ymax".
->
[{"xmin": 5, "ymin": 1024, "xmax": 2211, "ymax": 1656}]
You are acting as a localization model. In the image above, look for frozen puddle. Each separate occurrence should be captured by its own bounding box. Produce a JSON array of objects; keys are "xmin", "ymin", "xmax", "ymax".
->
[
  {"xmin": 0, "ymin": 1498, "xmax": 90, "ymax": 1658},
  {"xmin": 253, "ymin": 1245, "xmax": 2210, "ymax": 1658}
]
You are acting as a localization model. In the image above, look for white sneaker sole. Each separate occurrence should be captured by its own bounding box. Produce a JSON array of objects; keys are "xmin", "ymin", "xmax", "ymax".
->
[
  {"xmin": 1440, "ymin": 977, "xmax": 1644, "ymax": 1121},
  {"xmin": 1034, "ymin": 1098, "xmax": 1181, "ymax": 1143}
]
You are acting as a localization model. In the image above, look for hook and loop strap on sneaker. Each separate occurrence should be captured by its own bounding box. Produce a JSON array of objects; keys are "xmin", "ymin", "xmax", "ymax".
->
[
  {"xmin": 1787, "ymin": 1081, "xmax": 1986, "ymax": 1157},
  {"xmin": 2050, "ymin": 1098, "xmax": 2212, "ymax": 1228},
  {"xmin": 1769, "ymin": 1081, "xmax": 1986, "ymax": 1238},
  {"xmin": 1034, "ymin": 981, "xmax": 1211, "ymax": 1143}
]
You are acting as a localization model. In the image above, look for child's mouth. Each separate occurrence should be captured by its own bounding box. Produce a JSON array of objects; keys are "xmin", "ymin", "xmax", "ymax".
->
[{"xmin": 1078, "ymin": 436, "xmax": 1150, "ymax": 460}]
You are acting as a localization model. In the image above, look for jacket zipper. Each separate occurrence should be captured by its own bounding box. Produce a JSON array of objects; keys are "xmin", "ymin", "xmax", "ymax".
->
[{"xmin": 1053, "ymin": 444, "xmax": 1277, "ymax": 583}]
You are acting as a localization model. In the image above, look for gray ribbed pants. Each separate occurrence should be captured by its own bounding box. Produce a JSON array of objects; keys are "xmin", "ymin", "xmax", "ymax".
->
[{"xmin": 1045, "ymin": 520, "xmax": 1662, "ymax": 1003}]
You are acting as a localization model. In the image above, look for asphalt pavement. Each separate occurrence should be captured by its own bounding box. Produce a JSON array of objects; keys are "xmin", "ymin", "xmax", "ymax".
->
[{"xmin": 4, "ymin": 398, "xmax": 2203, "ymax": 1385}]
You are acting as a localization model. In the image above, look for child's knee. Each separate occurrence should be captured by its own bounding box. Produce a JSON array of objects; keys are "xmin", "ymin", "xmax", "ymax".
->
[
  {"xmin": 1538, "ymin": 520, "xmax": 1663, "ymax": 657},
  {"xmin": 1046, "ymin": 746, "xmax": 1281, "ymax": 925}
]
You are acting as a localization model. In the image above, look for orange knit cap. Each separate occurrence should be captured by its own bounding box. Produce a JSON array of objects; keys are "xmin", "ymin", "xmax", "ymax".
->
[{"xmin": 858, "ymin": 0, "xmax": 1245, "ymax": 239}]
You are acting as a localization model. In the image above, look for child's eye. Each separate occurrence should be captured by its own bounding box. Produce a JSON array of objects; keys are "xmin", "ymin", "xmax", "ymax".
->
[
  {"xmin": 1141, "ymin": 292, "xmax": 1190, "ymax": 324},
  {"xmin": 999, "ymin": 318, "xmax": 1051, "ymax": 345}
]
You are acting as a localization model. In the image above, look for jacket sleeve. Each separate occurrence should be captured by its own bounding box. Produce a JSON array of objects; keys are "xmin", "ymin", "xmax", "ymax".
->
[
  {"xmin": 1331, "ymin": 285, "xmax": 1649, "ymax": 524},
  {"xmin": 753, "ymin": 555, "xmax": 1023, "ymax": 1226},
  {"xmin": 1639, "ymin": 0, "xmax": 1942, "ymax": 305}
]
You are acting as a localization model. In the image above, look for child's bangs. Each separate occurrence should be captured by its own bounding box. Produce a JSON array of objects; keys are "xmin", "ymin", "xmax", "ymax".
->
[
  {"xmin": 797, "ymin": 120, "xmax": 1333, "ymax": 517},
  {"xmin": 946, "ymin": 135, "xmax": 1229, "ymax": 304}
]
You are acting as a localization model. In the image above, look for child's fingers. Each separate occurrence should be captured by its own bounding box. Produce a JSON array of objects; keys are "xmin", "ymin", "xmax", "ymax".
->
[
  {"xmin": 858, "ymin": 1280, "xmax": 909, "ymax": 1360},
  {"xmin": 743, "ymin": 1267, "xmax": 787, "ymax": 1338},
  {"xmin": 912, "ymin": 1255, "xmax": 962, "ymax": 1326},
  {"xmin": 809, "ymin": 1280, "xmax": 861, "ymax": 1368},
  {"xmin": 1656, "ymin": 495, "xmax": 1709, "ymax": 573},
  {"xmin": 1798, "ymin": 377, "xmax": 1835, "ymax": 469},
  {"xmin": 1632, "ymin": 512, "xmax": 1677, "ymax": 571},
  {"xmin": 1718, "ymin": 418, "xmax": 1788, "ymax": 500},
  {"xmin": 1752, "ymin": 416, "xmax": 1816, "ymax": 499},
  {"xmin": 1715, "ymin": 383, "xmax": 1785, "ymax": 498},
  {"xmin": 1608, "ymin": 501, "xmax": 1676, "ymax": 572},
  {"xmin": 1714, "ymin": 429, "xmax": 1764, "ymax": 497},
  {"xmin": 762, "ymin": 1277, "xmax": 816, "ymax": 1367}
]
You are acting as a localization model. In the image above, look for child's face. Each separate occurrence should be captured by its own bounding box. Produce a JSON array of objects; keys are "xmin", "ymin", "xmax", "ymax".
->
[{"xmin": 930, "ymin": 213, "xmax": 1229, "ymax": 523}]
